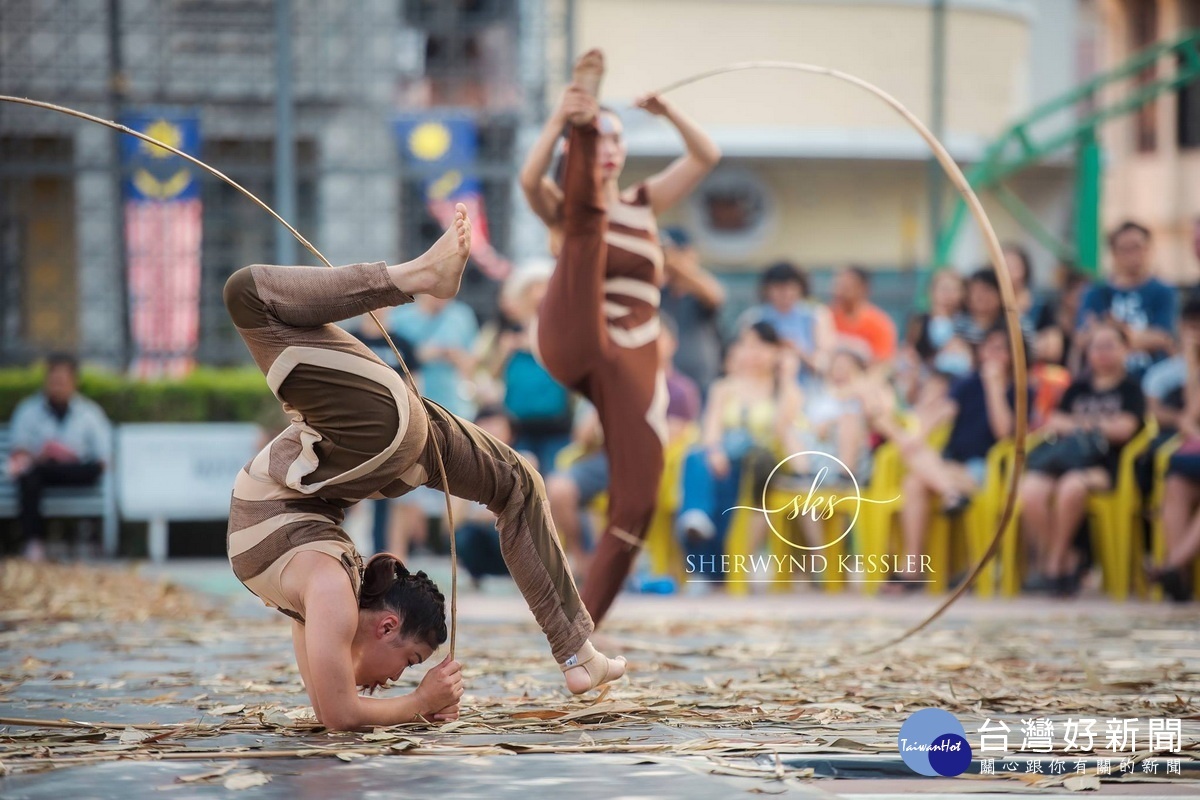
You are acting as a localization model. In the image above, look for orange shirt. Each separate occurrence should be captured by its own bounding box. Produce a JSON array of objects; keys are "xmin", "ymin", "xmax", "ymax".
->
[{"xmin": 832, "ymin": 302, "xmax": 897, "ymax": 362}]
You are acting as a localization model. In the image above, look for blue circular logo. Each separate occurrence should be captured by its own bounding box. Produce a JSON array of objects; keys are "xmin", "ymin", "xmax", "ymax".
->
[{"xmin": 898, "ymin": 708, "xmax": 972, "ymax": 776}]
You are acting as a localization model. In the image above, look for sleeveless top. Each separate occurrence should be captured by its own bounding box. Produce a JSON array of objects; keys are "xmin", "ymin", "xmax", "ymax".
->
[{"xmin": 720, "ymin": 391, "xmax": 778, "ymax": 445}]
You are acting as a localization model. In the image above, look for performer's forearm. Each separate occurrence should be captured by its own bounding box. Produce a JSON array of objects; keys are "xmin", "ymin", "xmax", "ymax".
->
[
  {"xmin": 519, "ymin": 111, "xmax": 566, "ymax": 194},
  {"xmin": 664, "ymin": 105, "xmax": 720, "ymax": 166},
  {"xmin": 320, "ymin": 691, "xmax": 431, "ymax": 732}
]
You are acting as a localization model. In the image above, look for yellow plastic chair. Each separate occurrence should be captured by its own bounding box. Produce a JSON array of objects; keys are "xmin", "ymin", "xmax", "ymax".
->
[
  {"xmin": 556, "ymin": 428, "xmax": 699, "ymax": 585},
  {"xmin": 992, "ymin": 429, "xmax": 1052, "ymax": 597},
  {"xmin": 928, "ymin": 436, "xmax": 1014, "ymax": 596},
  {"xmin": 551, "ymin": 443, "xmax": 608, "ymax": 550},
  {"xmin": 722, "ymin": 437, "xmax": 903, "ymax": 595},
  {"xmin": 642, "ymin": 425, "xmax": 700, "ymax": 583},
  {"xmin": 1147, "ymin": 434, "xmax": 1190, "ymax": 602},
  {"xmin": 1084, "ymin": 418, "xmax": 1157, "ymax": 600},
  {"xmin": 864, "ymin": 419, "xmax": 952, "ymax": 595}
]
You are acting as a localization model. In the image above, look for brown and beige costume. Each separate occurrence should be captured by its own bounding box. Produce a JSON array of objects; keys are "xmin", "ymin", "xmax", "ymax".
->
[
  {"xmin": 223, "ymin": 261, "xmax": 592, "ymax": 662},
  {"xmin": 533, "ymin": 120, "xmax": 668, "ymax": 626}
]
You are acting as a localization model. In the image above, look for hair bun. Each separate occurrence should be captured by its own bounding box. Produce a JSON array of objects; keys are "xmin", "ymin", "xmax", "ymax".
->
[{"xmin": 360, "ymin": 553, "xmax": 404, "ymax": 608}]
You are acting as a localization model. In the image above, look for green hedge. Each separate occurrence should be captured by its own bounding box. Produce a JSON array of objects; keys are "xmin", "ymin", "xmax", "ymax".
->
[{"xmin": 0, "ymin": 366, "xmax": 280, "ymax": 424}]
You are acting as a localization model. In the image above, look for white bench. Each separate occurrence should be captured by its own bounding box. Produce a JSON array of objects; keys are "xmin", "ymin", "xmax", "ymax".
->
[
  {"xmin": 115, "ymin": 423, "xmax": 262, "ymax": 561},
  {"xmin": 0, "ymin": 424, "xmax": 119, "ymax": 555}
]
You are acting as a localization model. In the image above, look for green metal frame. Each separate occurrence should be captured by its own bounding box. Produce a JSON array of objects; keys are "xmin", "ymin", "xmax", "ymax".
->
[{"xmin": 933, "ymin": 28, "xmax": 1200, "ymax": 275}]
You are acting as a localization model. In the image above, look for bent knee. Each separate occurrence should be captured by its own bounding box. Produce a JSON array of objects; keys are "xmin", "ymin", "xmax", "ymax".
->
[
  {"xmin": 223, "ymin": 266, "xmax": 267, "ymax": 327},
  {"xmin": 609, "ymin": 484, "xmax": 657, "ymax": 531}
]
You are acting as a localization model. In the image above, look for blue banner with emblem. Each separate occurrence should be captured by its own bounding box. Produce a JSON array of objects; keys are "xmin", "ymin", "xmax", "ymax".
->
[
  {"xmin": 120, "ymin": 111, "xmax": 201, "ymax": 201},
  {"xmin": 119, "ymin": 110, "xmax": 204, "ymax": 378}
]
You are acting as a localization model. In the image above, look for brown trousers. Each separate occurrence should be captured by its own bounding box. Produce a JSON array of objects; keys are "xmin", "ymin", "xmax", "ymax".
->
[
  {"xmin": 535, "ymin": 123, "xmax": 666, "ymax": 626},
  {"xmin": 224, "ymin": 261, "xmax": 593, "ymax": 662}
]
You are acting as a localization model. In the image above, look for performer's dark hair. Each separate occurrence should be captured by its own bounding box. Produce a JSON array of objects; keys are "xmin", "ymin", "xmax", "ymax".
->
[{"xmin": 358, "ymin": 553, "xmax": 447, "ymax": 648}]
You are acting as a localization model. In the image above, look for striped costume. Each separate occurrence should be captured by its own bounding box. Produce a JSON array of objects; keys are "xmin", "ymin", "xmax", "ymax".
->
[
  {"xmin": 533, "ymin": 120, "xmax": 669, "ymax": 625},
  {"xmin": 223, "ymin": 260, "xmax": 592, "ymax": 662}
]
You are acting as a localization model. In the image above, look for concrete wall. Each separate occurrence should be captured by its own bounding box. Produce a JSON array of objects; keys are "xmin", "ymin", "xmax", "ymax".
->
[{"xmin": 569, "ymin": 0, "xmax": 1035, "ymax": 155}]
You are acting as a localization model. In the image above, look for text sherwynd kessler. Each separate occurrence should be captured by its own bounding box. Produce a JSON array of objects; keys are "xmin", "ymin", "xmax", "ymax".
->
[{"xmin": 684, "ymin": 554, "xmax": 934, "ymax": 574}]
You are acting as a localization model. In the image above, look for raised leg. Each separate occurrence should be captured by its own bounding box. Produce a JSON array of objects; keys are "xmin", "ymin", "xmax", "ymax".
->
[{"xmin": 534, "ymin": 120, "xmax": 611, "ymax": 389}]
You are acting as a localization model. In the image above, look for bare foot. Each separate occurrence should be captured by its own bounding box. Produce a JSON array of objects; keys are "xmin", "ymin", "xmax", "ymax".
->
[
  {"xmin": 567, "ymin": 48, "xmax": 604, "ymax": 125},
  {"xmin": 391, "ymin": 204, "xmax": 472, "ymax": 298},
  {"xmin": 561, "ymin": 639, "xmax": 626, "ymax": 695}
]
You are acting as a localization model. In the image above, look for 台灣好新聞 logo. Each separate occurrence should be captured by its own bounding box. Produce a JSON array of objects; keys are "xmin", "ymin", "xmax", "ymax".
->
[{"xmin": 898, "ymin": 708, "xmax": 973, "ymax": 776}]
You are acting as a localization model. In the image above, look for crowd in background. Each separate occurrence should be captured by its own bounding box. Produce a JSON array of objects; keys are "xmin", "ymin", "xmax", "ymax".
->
[
  {"xmin": 7, "ymin": 218, "xmax": 1200, "ymax": 603},
  {"xmin": 343, "ymin": 217, "xmax": 1200, "ymax": 603}
]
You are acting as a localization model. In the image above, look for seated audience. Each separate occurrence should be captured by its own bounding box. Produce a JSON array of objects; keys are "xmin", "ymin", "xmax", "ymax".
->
[
  {"xmin": 1019, "ymin": 321, "xmax": 1145, "ymax": 597},
  {"xmin": 1147, "ymin": 303, "xmax": 1200, "ymax": 602},
  {"xmin": 738, "ymin": 261, "xmax": 834, "ymax": 386},
  {"xmin": 6, "ymin": 353, "xmax": 112, "ymax": 562},
  {"xmin": 660, "ymin": 226, "xmax": 727, "ymax": 397},
  {"xmin": 453, "ymin": 405, "xmax": 524, "ymax": 589},
  {"xmin": 898, "ymin": 269, "xmax": 965, "ymax": 404},
  {"xmin": 1002, "ymin": 243, "xmax": 1038, "ymax": 325},
  {"xmin": 873, "ymin": 328, "xmax": 1026, "ymax": 592},
  {"xmin": 483, "ymin": 260, "xmax": 574, "ymax": 472},
  {"xmin": 831, "ymin": 265, "xmax": 898, "ymax": 369},
  {"xmin": 676, "ymin": 322, "xmax": 802, "ymax": 577}
]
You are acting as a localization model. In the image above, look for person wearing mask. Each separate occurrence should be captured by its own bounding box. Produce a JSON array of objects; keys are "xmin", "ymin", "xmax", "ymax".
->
[
  {"xmin": 905, "ymin": 269, "xmax": 966, "ymax": 365},
  {"xmin": 877, "ymin": 327, "xmax": 1028, "ymax": 592}
]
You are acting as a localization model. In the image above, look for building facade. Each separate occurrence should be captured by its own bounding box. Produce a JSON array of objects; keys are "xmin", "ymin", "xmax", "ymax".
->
[
  {"xmin": 1094, "ymin": 0, "xmax": 1200, "ymax": 283},
  {"xmin": 0, "ymin": 0, "xmax": 538, "ymax": 368},
  {"xmin": 549, "ymin": 0, "xmax": 1087, "ymax": 290}
]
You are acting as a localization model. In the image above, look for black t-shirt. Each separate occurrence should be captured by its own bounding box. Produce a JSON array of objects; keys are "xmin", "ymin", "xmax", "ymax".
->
[
  {"xmin": 942, "ymin": 373, "xmax": 1029, "ymax": 463},
  {"xmin": 1057, "ymin": 375, "xmax": 1146, "ymax": 476}
]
